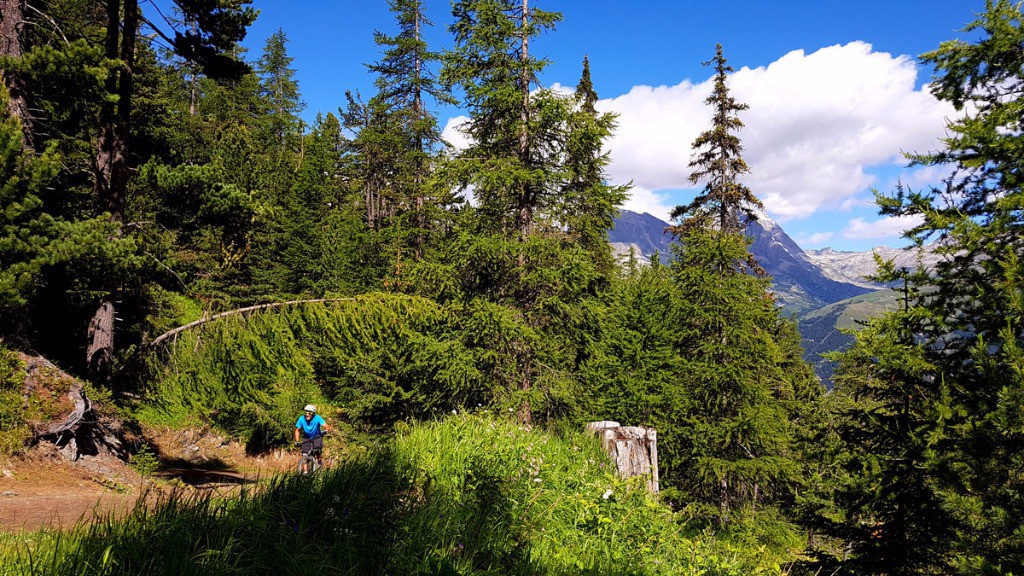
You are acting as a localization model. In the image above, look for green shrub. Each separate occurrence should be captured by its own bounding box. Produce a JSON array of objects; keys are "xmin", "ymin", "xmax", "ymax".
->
[
  {"xmin": 0, "ymin": 346, "xmax": 28, "ymax": 455},
  {"xmin": 129, "ymin": 443, "xmax": 160, "ymax": 477}
]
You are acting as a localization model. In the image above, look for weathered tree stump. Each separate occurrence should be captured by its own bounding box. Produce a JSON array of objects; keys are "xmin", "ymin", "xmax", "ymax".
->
[
  {"xmin": 586, "ymin": 421, "xmax": 659, "ymax": 494},
  {"xmin": 22, "ymin": 354, "xmax": 128, "ymax": 462}
]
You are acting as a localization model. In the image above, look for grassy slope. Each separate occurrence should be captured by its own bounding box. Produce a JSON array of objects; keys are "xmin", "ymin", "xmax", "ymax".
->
[
  {"xmin": 1, "ymin": 415, "xmax": 797, "ymax": 575},
  {"xmin": 798, "ymin": 289, "xmax": 900, "ymax": 385}
]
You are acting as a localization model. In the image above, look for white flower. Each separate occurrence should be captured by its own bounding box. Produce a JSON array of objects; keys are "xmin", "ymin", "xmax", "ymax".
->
[
  {"xmin": 533, "ymin": 477, "xmax": 542, "ymax": 483},
  {"xmin": 602, "ymin": 489, "xmax": 613, "ymax": 500}
]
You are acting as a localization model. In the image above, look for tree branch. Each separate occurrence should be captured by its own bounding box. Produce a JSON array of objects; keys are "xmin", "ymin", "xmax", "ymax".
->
[{"xmin": 148, "ymin": 297, "xmax": 362, "ymax": 347}]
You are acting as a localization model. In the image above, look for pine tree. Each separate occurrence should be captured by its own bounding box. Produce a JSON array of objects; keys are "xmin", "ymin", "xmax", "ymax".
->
[
  {"xmin": 814, "ymin": 2, "xmax": 1024, "ymax": 572},
  {"xmin": 670, "ymin": 44, "xmax": 762, "ymax": 237},
  {"xmin": 255, "ymin": 28, "xmax": 303, "ymax": 208},
  {"xmin": 86, "ymin": 0, "xmax": 255, "ymax": 381},
  {"xmin": 560, "ymin": 56, "xmax": 629, "ymax": 278}
]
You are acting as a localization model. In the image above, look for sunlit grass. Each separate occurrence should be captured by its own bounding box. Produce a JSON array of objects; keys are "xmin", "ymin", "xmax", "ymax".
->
[{"xmin": 1, "ymin": 414, "xmax": 795, "ymax": 575}]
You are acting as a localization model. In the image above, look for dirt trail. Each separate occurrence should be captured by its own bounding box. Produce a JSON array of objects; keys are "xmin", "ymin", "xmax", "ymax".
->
[
  {"xmin": 0, "ymin": 450, "xmax": 141, "ymax": 532},
  {"xmin": 0, "ymin": 429, "xmax": 296, "ymax": 533}
]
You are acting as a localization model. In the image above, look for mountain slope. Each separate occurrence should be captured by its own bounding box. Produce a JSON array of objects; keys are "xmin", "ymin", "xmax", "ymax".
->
[{"xmin": 609, "ymin": 210, "xmax": 874, "ymax": 314}]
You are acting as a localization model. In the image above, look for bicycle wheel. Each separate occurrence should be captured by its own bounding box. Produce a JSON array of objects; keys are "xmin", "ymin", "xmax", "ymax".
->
[{"xmin": 297, "ymin": 454, "xmax": 319, "ymax": 475}]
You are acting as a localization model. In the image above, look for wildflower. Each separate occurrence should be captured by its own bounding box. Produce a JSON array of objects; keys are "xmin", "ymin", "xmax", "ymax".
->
[
  {"xmin": 533, "ymin": 477, "xmax": 542, "ymax": 483},
  {"xmin": 602, "ymin": 489, "xmax": 613, "ymax": 500}
]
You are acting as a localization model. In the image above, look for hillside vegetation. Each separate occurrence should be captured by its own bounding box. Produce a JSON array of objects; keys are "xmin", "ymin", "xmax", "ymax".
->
[
  {"xmin": 1, "ymin": 0, "xmax": 1021, "ymax": 574},
  {"xmin": 0, "ymin": 416, "xmax": 798, "ymax": 575}
]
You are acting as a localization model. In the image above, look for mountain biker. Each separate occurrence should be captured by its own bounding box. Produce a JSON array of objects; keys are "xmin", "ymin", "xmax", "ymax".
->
[{"xmin": 294, "ymin": 404, "xmax": 330, "ymax": 467}]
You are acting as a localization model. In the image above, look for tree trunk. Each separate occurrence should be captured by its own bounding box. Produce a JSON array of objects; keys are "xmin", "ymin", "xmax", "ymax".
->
[
  {"xmin": 86, "ymin": 299, "xmax": 115, "ymax": 379},
  {"xmin": 88, "ymin": 0, "xmax": 137, "ymax": 382},
  {"xmin": 0, "ymin": 0, "xmax": 32, "ymax": 147},
  {"xmin": 586, "ymin": 421, "xmax": 660, "ymax": 494},
  {"xmin": 515, "ymin": 0, "xmax": 532, "ymax": 241}
]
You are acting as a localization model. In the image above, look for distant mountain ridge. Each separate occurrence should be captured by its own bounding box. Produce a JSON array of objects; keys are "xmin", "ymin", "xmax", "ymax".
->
[
  {"xmin": 607, "ymin": 209, "xmax": 929, "ymax": 386},
  {"xmin": 608, "ymin": 210, "xmax": 874, "ymax": 314}
]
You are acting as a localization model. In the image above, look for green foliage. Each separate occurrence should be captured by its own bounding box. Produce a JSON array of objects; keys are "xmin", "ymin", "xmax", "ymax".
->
[
  {"xmin": 1, "ymin": 415, "xmax": 797, "ymax": 575},
  {"xmin": 146, "ymin": 294, "xmax": 485, "ymax": 440},
  {"xmin": 669, "ymin": 44, "xmax": 763, "ymax": 237},
  {"xmin": 807, "ymin": 2, "xmax": 1024, "ymax": 573},
  {"xmin": 129, "ymin": 443, "xmax": 160, "ymax": 477},
  {"xmin": 0, "ymin": 344, "xmax": 29, "ymax": 455}
]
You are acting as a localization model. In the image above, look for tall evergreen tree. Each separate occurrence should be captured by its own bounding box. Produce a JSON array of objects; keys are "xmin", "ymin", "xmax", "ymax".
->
[
  {"xmin": 812, "ymin": 2, "xmax": 1024, "ymax": 573},
  {"xmin": 86, "ymin": 0, "xmax": 255, "ymax": 381},
  {"xmin": 669, "ymin": 229, "xmax": 805, "ymax": 523},
  {"xmin": 560, "ymin": 56, "xmax": 629, "ymax": 278},
  {"xmin": 366, "ymin": 0, "xmax": 453, "ymax": 254},
  {"xmin": 669, "ymin": 44, "xmax": 762, "ymax": 238},
  {"xmin": 441, "ymin": 0, "xmax": 566, "ymax": 239}
]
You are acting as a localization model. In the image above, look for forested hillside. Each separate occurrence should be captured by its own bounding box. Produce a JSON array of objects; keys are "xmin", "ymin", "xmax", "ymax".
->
[{"xmin": 1, "ymin": 0, "xmax": 1022, "ymax": 574}]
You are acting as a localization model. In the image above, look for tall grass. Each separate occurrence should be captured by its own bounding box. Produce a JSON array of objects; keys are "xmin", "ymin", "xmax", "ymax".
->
[{"xmin": 1, "ymin": 415, "xmax": 794, "ymax": 575}]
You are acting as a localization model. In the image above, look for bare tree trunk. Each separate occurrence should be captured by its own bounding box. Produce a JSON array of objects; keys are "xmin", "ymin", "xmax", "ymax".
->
[
  {"xmin": 516, "ymin": 0, "xmax": 531, "ymax": 242},
  {"xmin": 413, "ymin": 2, "xmax": 426, "ymax": 257},
  {"xmin": 86, "ymin": 299, "xmax": 115, "ymax": 379},
  {"xmin": 0, "ymin": 0, "xmax": 32, "ymax": 147},
  {"xmin": 720, "ymin": 477, "xmax": 730, "ymax": 526},
  {"xmin": 88, "ymin": 0, "xmax": 137, "ymax": 382}
]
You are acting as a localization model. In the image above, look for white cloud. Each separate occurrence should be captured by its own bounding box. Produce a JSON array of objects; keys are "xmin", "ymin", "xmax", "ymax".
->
[
  {"xmin": 620, "ymin": 185, "xmax": 677, "ymax": 221},
  {"xmin": 442, "ymin": 115, "xmax": 471, "ymax": 150},
  {"xmin": 599, "ymin": 42, "xmax": 957, "ymax": 222},
  {"xmin": 807, "ymin": 231, "xmax": 835, "ymax": 244},
  {"xmin": 843, "ymin": 215, "xmax": 924, "ymax": 240}
]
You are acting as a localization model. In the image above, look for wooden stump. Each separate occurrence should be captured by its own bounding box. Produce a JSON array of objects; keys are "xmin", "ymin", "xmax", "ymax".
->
[{"xmin": 586, "ymin": 421, "xmax": 659, "ymax": 494}]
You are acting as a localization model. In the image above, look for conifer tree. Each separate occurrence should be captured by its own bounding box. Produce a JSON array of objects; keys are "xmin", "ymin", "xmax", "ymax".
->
[
  {"xmin": 441, "ymin": 0, "xmax": 567, "ymax": 238},
  {"xmin": 368, "ymin": 0, "xmax": 453, "ymax": 239},
  {"xmin": 816, "ymin": 2, "xmax": 1024, "ymax": 572},
  {"xmin": 669, "ymin": 229, "xmax": 803, "ymax": 523},
  {"xmin": 670, "ymin": 44, "xmax": 762, "ymax": 237},
  {"xmin": 255, "ymin": 28, "xmax": 303, "ymax": 216},
  {"xmin": 560, "ymin": 56, "xmax": 629, "ymax": 278},
  {"xmin": 86, "ymin": 0, "xmax": 255, "ymax": 381},
  {"xmin": 661, "ymin": 44, "xmax": 810, "ymax": 523}
]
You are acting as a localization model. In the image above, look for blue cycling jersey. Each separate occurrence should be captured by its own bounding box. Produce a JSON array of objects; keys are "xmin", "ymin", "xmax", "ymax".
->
[{"xmin": 296, "ymin": 414, "xmax": 326, "ymax": 438}]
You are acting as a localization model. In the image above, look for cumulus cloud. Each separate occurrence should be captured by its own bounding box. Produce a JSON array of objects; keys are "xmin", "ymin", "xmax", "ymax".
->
[
  {"xmin": 599, "ymin": 42, "xmax": 957, "ymax": 222},
  {"xmin": 442, "ymin": 115, "xmax": 471, "ymax": 150},
  {"xmin": 843, "ymin": 215, "xmax": 924, "ymax": 240},
  {"xmin": 807, "ymin": 231, "xmax": 835, "ymax": 245}
]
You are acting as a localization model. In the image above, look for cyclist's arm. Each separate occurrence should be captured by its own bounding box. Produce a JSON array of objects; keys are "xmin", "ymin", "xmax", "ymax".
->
[{"xmin": 294, "ymin": 426, "xmax": 301, "ymax": 442}]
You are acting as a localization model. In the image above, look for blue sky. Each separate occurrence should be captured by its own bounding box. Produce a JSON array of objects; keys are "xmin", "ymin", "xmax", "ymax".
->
[{"xmin": 228, "ymin": 0, "xmax": 983, "ymax": 252}]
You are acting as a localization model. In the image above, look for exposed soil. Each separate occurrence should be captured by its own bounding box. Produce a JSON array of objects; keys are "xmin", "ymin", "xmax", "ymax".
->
[{"xmin": 0, "ymin": 426, "xmax": 298, "ymax": 533}]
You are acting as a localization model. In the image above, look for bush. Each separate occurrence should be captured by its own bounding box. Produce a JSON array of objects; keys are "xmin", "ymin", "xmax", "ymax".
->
[{"xmin": 0, "ymin": 345, "xmax": 29, "ymax": 455}]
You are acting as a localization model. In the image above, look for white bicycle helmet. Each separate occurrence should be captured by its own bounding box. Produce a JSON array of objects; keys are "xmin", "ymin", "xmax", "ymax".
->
[{"xmin": 303, "ymin": 404, "xmax": 317, "ymax": 413}]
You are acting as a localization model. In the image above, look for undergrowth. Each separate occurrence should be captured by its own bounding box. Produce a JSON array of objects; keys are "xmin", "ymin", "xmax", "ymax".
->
[
  {"xmin": 0, "ymin": 344, "xmax": 29, "ymax": 455},
  {"xmin": 0, "ymin": 415, "xmax": 799, "ymax": 575}
]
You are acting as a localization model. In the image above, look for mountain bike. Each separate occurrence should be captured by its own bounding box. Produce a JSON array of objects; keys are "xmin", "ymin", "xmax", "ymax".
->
[{"xmin": 295, "ymin": 438, "xmax": 323, "ymax": 475}]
